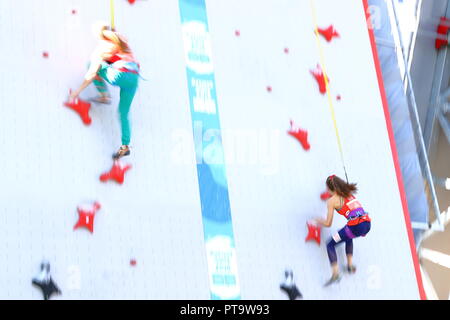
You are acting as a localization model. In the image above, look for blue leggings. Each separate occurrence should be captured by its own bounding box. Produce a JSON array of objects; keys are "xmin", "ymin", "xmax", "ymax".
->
[
  {"xmin": 93, "ymin": 62, "xmax": 139, "ymax": 145},
  {"xmin": 326, "ymin": 221, "xmax": 371, "ymax": 264}
]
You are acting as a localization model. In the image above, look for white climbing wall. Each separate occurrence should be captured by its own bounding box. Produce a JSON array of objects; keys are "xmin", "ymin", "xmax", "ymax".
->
[{"xmin": 0, "ymin": 0, "xmax": 423, "ymax": 299}]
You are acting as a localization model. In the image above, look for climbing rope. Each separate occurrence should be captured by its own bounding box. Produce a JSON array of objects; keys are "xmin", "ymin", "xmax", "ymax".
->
[
  {"xmin": 108, "ymin": 0, "xmax": 148, "ymax": 81},
  {"xmin": 110, "ymin": 0, "xmax": 115, "ymax": 30},
  {"xmin": 310, "ymin": 0, "xmax": 349, "ymax": 183}
]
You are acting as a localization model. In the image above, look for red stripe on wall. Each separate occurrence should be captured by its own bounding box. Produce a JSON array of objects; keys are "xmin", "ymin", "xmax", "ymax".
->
[{"xmin": 362, "ymin": 0, "xmax": 427, "ymax": 300}]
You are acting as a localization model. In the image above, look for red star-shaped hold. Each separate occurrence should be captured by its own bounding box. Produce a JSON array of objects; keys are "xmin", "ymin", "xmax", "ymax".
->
[
  {"xmin": 100, "ymin": 160, "xmax": 132, "ymax": 184},
  {"xmin": 305, "ymin": 221, "xmax": 321, "ymax": 245},
  {"xmin": 288, "ymin": 120, "xmax": 310, "ymax": 151},
  {"xmin": 317, "ymin": 25, "xmax": 340, "ymax": 42},
  {"xmin": 64, "ymin": 97, "xmax": 92, "ymax": 125},
  {"xmin": 436, "ymin": 16, "xmax": 450, "ymax": 49},
  {"xmin": 320, "ymin": 191, "xmax": 331, "ymax": 201},
  {"xmin": 310, "ymin": 64, "xmax": 329, "ymax": 95},
  {"xmin": 73, "ymin": 202, "xmax": 101, "ymax": 233}
]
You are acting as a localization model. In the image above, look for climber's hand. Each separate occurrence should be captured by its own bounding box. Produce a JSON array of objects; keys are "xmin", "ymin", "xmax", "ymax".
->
[{"xmin": 69, "ymin": 90, "xmax": 79, "ymax": 102}]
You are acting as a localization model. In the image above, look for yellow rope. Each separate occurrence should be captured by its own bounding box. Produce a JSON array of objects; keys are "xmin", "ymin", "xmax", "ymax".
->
[
  {"xmin": 110, "ymin": 0, "xmax": 115, "ymax": 30},
  {"xmin": 309, "ymin": 0, "xmax": 349, "ymax": 182}
]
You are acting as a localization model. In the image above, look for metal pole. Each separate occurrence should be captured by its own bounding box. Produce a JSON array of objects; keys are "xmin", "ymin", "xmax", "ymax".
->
[{"xmin": 390, "ymin": 0, "xmax": 444, "ymax": 231}]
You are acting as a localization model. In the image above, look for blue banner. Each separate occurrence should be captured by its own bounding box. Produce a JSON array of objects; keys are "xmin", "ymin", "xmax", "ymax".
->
[{"xmin": 179, "ymin": 0, "xmax": 240, "ymax": 300}]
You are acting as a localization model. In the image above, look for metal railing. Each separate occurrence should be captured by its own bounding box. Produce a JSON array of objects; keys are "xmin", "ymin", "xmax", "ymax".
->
[{"xmin": 389, "ymin": 0, "xmax": 444, "ymax": 231}]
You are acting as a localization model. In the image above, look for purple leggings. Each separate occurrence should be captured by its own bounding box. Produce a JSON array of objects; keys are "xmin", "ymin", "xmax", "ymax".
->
[{"xmin": 326, "ymin": 221, "xmax": 371, "ymax": 264}]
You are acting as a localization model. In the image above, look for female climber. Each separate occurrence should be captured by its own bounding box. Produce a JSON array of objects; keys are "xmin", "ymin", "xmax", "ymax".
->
[
  {"xmin": 314, "ymin": 175, "xmax": 371, "ymax": 286},
  {"xmin": 69, "ymin": 22, "xmax": 139, "ymax": 159}
]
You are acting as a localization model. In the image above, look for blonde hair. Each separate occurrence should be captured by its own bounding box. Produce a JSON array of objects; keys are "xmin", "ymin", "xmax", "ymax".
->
[{"xmin": 96, "ymin": 23, "xmax": 131, "ymax": 53}]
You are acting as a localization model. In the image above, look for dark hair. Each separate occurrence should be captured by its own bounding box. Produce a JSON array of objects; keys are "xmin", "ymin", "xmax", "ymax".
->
[{"xmin": 326, "ymin": 175, "xmax": 357, "ymax": 198}]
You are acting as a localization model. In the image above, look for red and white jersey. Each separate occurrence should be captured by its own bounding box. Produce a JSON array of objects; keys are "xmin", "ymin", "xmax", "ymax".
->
[
  {"xmin": 336, "ymin": 195, "xmax": 371, "ymax": 226},
  {"xmin": 85, "ymin": 40, "xmax": 139, "ymax": 79}
]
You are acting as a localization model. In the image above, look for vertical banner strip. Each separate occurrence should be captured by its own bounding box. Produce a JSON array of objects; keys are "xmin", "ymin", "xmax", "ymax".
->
[{"xmin": 178, "ymin": 0, "xmax": 241, "ymax": 300}]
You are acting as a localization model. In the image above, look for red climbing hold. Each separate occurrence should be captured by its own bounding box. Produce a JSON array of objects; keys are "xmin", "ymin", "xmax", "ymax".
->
[
  {"xmin": 288, "ymin": 120, "xmax": 310, "ymax": 151},
  {"xmin": 64, "ymin": 97, "xmax": 92, "ymax": 125},
  {"xmin": 305, "ymin": 221, "xmax": 321, "ymax": 245},
  {"xmin": 100, "ymin": 160, "xmax": 132, "ymax": 185},
  {"xmin": 266, "ymin": 86, "xmax": 272, "ymax": 93},
  {"xmin": 71, "ymin": 9, "xmax": 77, "ymax": 15},
  {"xmin": 235, "ymin": 30, "xmax": 240, "ymax": 37},
  {"xmin": 436, "ymin": 17, "xmax": 450, "ymax": 49},
  {"xmin": 42, "ymin": 51, "xmax": 49, "ymax": 58},
  {"xmin": 130, "ymin": 259, "xmax": 137, "ymax": 267},
  {"xmin": 317, "ymin": 25, "xmax": 340, "ymax": 42},
  {"xmin": 73, "ymin": 202, "xmax": 101, "ymax": 234},
  {"xmin": 336, "ymin": 94, "xmax": 342, "ymax": 101},
  {"xmin": 310, "ymin": 64, "xmax": 329, "ymax": 95},
  {"xmin": 128, "ymin": 0, "xmax": 136, "ymax": 4},
  {"xmin": 320, "ymin": 191, "xmax": 332, "ymax": 201},
  {"xmin": 284, "ymin": 47, "xmax": 289, "ymax": 54}
]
